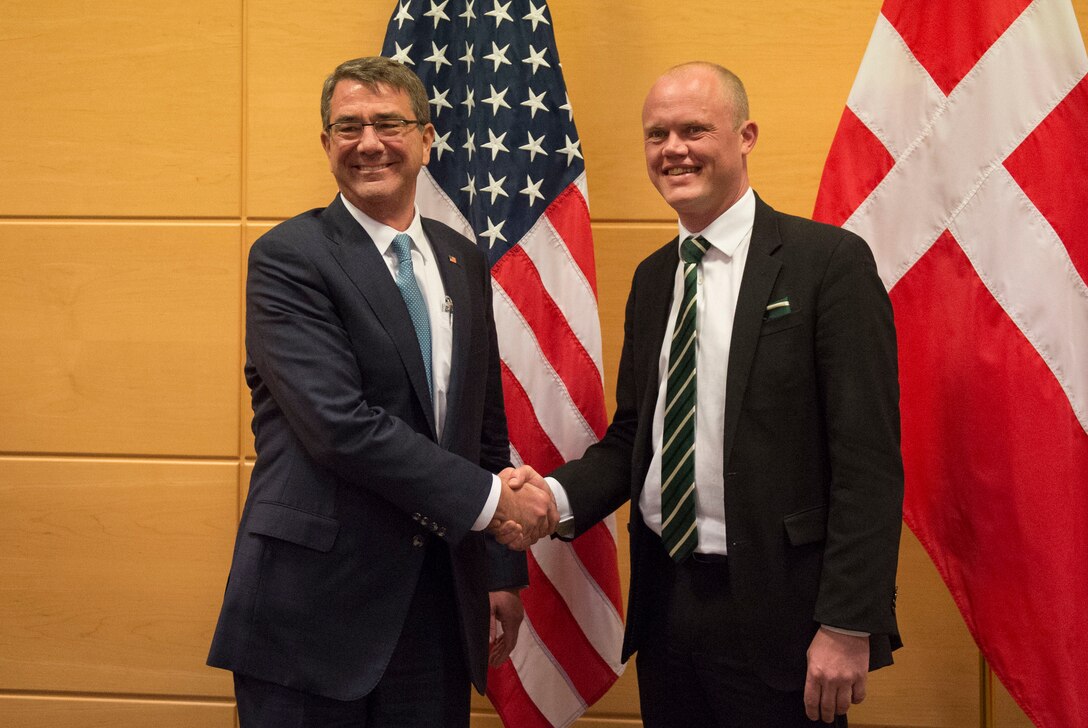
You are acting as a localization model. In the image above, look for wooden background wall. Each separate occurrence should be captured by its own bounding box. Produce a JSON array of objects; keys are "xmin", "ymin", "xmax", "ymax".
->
[{"xmin": 2, "ymin": 1, "xmax": 1085, "ymax": 726}]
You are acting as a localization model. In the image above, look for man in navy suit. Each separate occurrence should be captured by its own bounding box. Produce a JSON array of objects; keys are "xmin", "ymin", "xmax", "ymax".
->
[
  {"xmin": 506, "ymin": 62, "xmax": 903, "ymax": 726},
  {"xmin": 208, "ymin": 56, "xmax": 556, "ymax": 728}
]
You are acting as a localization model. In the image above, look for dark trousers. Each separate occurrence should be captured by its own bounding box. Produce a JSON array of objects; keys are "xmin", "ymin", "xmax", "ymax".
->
[
  {"xmin": 635, "ymin": 538, "xmax": 846, "ymax": 728},
  {"xmin": 234, "ymin": 540, "xmax": 470, "ymax": 728}
]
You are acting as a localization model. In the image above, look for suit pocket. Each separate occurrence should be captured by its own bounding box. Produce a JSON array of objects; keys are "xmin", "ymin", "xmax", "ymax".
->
[
  {"xmin": 247, "ymin": 500, "xmax": 340, "ymax": 552},
  {"xmin": 783, "ymin": 504, "xmax": 828, "ymax": 546},
  {"xmin": 759, "ymin": 312, "xmax": 803, "ymax": 337}
]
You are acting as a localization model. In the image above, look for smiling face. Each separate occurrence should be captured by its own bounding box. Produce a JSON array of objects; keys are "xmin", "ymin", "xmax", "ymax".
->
[
  {"xmin": 642, "ymin": 65, "xmax": 758, "ymax": 232},
  {"xmin": 320, "ymin": 79, "xmax": 434, "ymax": 230}
]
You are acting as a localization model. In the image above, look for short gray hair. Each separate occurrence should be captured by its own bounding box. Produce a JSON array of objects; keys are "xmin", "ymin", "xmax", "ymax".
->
[{"xmin": 320, "ymin": 56, "xmax": 430, "ymax": 127}]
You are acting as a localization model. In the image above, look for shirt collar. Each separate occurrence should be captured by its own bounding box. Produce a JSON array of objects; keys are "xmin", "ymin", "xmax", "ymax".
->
[
  {"xmin": 339, "ymin": 193, "xmax": 430, "ymax": 265},
  {"xmin": 677, "ymin": 186, "xmax": 755, "ymax": 259}
]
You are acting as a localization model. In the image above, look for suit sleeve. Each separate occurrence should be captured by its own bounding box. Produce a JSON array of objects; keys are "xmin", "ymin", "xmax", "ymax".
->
[
  {"xmin": 812, "ymin": 232, "xmax": 904, "ymax": 635},
  {"xmin": 246, "ymin": 230, "xmax": 493, "ymax": 545}
]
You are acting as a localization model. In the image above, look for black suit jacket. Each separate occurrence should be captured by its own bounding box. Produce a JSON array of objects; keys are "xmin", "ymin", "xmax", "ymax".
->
[
  {"xmin": 208, "ymin": 196, "xmax": 525, "ymax": 700},
  {"xmin": 552, "ymin": 194, "xmax": 903, "ymax": 691}
]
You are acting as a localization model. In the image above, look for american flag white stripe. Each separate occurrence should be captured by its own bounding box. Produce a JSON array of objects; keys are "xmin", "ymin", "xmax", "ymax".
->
[
  {"xmin": 493, "ymin": 250, "xmax": 607, "ymax": 436},
  {"xmin": 531, "ymin": 535, "xmax": 626, "ymax": 673},
  {"xmin": 416, "ymin": 169, "xmax": 474, "ymax": 238},
  {"xmin": 508, "ymin": 618, "xmax": 588, "ymax": 727},
  {"xmin": 492, "ymin": 284, "xmax": 597, "ymax": 457},
  {"xmin": 515, "ymin": 184, "xmax": 604, "ymax": 381}
]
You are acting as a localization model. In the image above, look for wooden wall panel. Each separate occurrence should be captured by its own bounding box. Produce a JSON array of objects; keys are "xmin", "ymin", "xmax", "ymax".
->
[
  {"xmin": 851, "ymin": 529, "xmax": 980, "ymax": 727},
  {"xmin": 240, "ymin": 461, "xmax": 253, "ymax": 514},
  {"xmin": 239, "ymin": 223, "xmax": 277, "ymax": 459},
  {"xmin": 245, "ymin": 1, "xmax": 392, "ymax": 217},
  {"xmin": 548, "ymin": 0, "xmax": 886, "ymax": 223},
  {"xmin": 0, "ymin": 458, "xmax": 236, "ymax": 698},
  {"xmin": 0, "ymin": 695, "xmax": 235, "ymax": 728},
  {"xmin": 0, "ymin": 1, "xmax": 242, "ymax": 218},
  {"xmin": 0, "ymin": 223, "xmax": 241, "ymax": 457},
  {"xmin": 994, "ymin": 678, "xmax": 1035, "ymax": 728}
]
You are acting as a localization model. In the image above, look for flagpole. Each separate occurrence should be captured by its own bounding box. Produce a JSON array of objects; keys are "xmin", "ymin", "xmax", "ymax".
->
[{"xmin": 979, "ymin": 653, "xmax": 994, "ymax": 728}]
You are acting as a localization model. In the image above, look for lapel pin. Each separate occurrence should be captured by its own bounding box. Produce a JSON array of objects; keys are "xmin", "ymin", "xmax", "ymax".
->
[{"xmin": 448, "ymin": 255, "xmax": 458, "ymax": 264}]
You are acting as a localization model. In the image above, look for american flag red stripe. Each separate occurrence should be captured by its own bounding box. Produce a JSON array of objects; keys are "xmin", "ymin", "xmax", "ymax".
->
[
  {"xmin": 541, "ymin": 185, "xmax": 599, "ymax": 296},
  {"xmin": 567, "ymin": 523, "xmax": 624, "ymax": 618},
  {"xmin": 486, "ymin": 662, "xmax": 553, "ymax": 728},
  {"xmin": 492, "ymin": 246, "xmax": 608, "ymax": 437},
  {"xmin": 814, "ymin": 1, "xmax": 1088, "ymax": 725},
  {"xmin": 381, "ymin": 2, "xmax": 625, "ymax": 725},
  {"xmin": 523, "ymin": 554, "xmax": 620, "ymax": 699},
  {"xmin": 499, "ymin": 359, "xmax": 566, "ymax": 471}
]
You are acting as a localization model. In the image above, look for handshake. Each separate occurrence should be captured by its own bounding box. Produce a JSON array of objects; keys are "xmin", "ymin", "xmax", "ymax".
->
[{"xmin": 486, "ymin": 465, "xmax": 555, "ymax": 550}]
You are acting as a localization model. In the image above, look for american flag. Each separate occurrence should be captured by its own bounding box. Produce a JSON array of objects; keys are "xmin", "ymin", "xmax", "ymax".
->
[
  {"xmin": 814, "ymin": 0, "xmax": 1088, "ymax": 725},
  {"xmin": 380, "ymin": 2, "xmax": 626, "ymax": 726}
]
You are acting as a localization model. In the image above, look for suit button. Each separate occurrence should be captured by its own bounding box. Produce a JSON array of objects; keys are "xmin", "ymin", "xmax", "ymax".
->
[
  {"xmin": 429, "ymin": 523, "xmax": 439, "ymax": 532},
  {"xmin": 420, "ymin": 516, "xmax": 431, "ymax": 527},
  {"xmin": 411, "ymin": 535, "xmax": 425, "ymax": 547},
  {"xmin": 437, "ymin": 527, "xmax": 447, "ymax": 538},
  {"xmin": 412, "ymin": 513, "xmax": 422, "ymax": 522}
]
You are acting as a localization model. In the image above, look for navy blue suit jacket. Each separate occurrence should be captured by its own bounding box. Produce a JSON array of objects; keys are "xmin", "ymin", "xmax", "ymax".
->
[
  {"xmin": 552, "ymin": 195, "xmax": 903, "ymax": 690},
  {"xmin": 208, "ymin": 196, "xmax": 524, "ymax": 700}
]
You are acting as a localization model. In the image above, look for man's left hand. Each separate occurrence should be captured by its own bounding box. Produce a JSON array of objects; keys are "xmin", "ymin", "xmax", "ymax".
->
[
  {"xmin": 804, "ymin": 626, "xmax": 869, "ymax": 723},
  {"xmin": 488, "ymin": 589, "xmax": 524, "ymax": 667}
]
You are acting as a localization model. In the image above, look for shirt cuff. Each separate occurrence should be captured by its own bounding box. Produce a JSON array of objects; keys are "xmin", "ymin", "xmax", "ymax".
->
[
  {"xmin": 821, "ymin": 625, "xmax": 871, "ymax": 638},
  {"xmin": 470, "ymin": 474, "xmax": 502, "ymax": 531},
  {"xmin": 546, "ymin": 477, "xmax": 575, "ymax": 538}
]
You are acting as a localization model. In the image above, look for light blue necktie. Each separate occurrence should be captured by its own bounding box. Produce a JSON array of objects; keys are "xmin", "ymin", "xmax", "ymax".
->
[{"xmin": 391, "ymin": 233, "xmax": 432, "ymax": 395}]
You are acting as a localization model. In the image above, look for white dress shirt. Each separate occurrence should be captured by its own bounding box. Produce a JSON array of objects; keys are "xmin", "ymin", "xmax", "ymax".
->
[{"xmin": 639, "ymin": 187, "xmax": 755, "ymax": 555}]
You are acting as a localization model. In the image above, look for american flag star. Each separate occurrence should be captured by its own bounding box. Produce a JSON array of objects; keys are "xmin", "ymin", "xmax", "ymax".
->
[{"xmin": 382, "ymin": 0, "xmax": 588, "ymax": 262}]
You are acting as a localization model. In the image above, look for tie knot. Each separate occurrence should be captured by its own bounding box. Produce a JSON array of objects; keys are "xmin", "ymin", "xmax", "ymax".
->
[
  {"xmin": 391, "ymin": 233, "xmax": 414, "ymax": 264},
  {"xmin": 680, "ymin": 236, "xmax": 708, "ymax": 265}
]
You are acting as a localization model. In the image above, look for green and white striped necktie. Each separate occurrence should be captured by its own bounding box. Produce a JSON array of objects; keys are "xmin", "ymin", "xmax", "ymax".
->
[{"xmin": 660, "ymin": 235, "xmax": 708, "ymax": 562}]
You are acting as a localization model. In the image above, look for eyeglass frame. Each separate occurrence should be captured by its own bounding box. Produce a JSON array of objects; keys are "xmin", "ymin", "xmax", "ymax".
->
[{"xmin": 324, "ymin": 118, "xmax": 425, "ymax": 141}]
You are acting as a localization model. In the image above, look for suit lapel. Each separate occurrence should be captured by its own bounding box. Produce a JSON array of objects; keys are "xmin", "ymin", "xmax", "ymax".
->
[
  {"xmin": 423, "ymin": 218, "xmax": 469, "ymax": 449},
  {"xmin": 723, "ymin": 195, "xmax": 783, "ymax": 468},
  {"xmin": 633, "ymin": 239, "xmax": 681, "ymax": 499},
  {"xmin": 322, "ymin": 197, "xmax": 437, "ymax": 439}
]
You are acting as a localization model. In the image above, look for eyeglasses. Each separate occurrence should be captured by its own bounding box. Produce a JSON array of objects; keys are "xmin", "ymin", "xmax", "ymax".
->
[{"xmin": 325, "ymin": 119, "xmax": 424, "ymax": 142}]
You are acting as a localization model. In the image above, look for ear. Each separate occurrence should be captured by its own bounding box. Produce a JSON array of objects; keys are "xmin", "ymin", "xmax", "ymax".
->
[
  {"xmin": 739, "ymin": 120, "xmax": 758, "ymax": 154},
  {"xmin": 321, "ymin": 129, "xmax": 333, "ymax": 158},
  {"xmin": 420, "ymin": 122, "xmax": 436, "ymax": 166}
]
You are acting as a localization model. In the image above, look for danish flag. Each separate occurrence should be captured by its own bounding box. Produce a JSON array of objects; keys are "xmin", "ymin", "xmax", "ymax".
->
[{"xmin": 814, "ymin": 1, "xmax": 1088, "ymax": 725}]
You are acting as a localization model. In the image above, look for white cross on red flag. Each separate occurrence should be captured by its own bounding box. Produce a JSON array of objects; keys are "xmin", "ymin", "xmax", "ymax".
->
[
  {"xmin": 380, "ymin": 2, "xmax": 625, "ymax": 726},
  {"xmin": 814, "ymin": 1, "xmax": 1088, "ymax": 725}
]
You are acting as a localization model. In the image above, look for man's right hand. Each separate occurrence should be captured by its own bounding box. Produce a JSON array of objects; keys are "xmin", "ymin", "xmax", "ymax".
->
[{"xmin": 488, "ymin": 466, "xmax": 555, "ymax": 550}]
